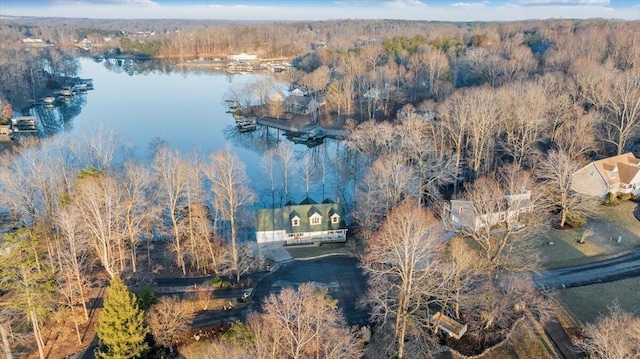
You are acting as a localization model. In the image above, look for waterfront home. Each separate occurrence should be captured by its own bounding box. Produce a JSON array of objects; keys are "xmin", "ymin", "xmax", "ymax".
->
[
  {"xmin": 571, "ymin": 152, "xmax": 640, "ymax": 198},
  {"xmin": 0, "ymin": 124, "xmax": 11, "ymax": 140},
  {"xmin": 446, "ymin": 189, "xmax": 534, "ymax": 232},
  {"xmin": 227, "ymin": 53, "xmax": 258, "ymax": 62},
  {"xmin": 283, "ymin": 96, "xmax": 322, "ymax": 116},
  {"xmin": 290, "ymin": 87, "xmax": 307, "ymax": 97},
  {"xmin": 255, "ymin": 197, "xmax": 347, "ymax": 245}
]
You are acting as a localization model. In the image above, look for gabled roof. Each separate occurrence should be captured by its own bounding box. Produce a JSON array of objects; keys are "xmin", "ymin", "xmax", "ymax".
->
[
  {"xmin": 299, "ymin": 196, "xmax": 317, "ymax": 205},
  {"xmin": 593, "ymin": 152, "xmax": 640, "ymax": 186},
  {"xmin": 255, "ymin": 198, "xmax": 347, "ymax": 234},
  {"xmin": 618, "ymin": 163, "xmax": 640, "ymax": 185},
  {"xmin": 307, "ymin": 206, "xmax": 322, "ymax": 217},
  {"xmin": 284, "ymin": 96, "xmax": 312, "ymax": 108}
]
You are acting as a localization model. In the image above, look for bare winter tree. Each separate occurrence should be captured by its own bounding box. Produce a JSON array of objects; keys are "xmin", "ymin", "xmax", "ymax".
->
[
  {"xmin": 444, "ymin": 236, "xmax": 481, "ymax": 319},
  {"xmin": 55, "ymin": 207, "xmax": 92, "ymax": 321},
  {"xmin": 497, "ymin": 81, "xmax": 547, "ymax": 168},
  {"xmin": 260, "ymin": 148, "xmax": 279, "ymax": 208},
  {"xmin": 119, "ymin": 161, "xmax": 156, "ymax": 273},
  {"xmin": 204, "ymin": 147, "xmax": 256, "ymax": 283},
  {"xmin": 77, "ymin": 123, "xmax": 132, "ymax": 171},
  {"xmin": 575, "ymin": 303, "xmax": 640, "ymax": 359},
  {"xmin": 0, "ymin": 136, "xmax": 78, "ymax": 258},
  {"xmin": 72, "ymin": 171, "xmax": 126, "ymax": 278},
  {"xmin": 253, "ymin": 283, "xmax": 364, "ymax": 359},
  {"xmin": 537, "ymin": 149, "xmax": 595, "ymax": 228},
  {"xmin": 273, "ymin": 142, "xmax": 296, "ymax": 205},
  {"xmin": 299, "ymin": 151, "xmax": 319, "ymax": 198},
  {"xmin": 249, "ymin": 77, "xmax": 276, "ymax": 106},
  {"xmin": 360, "ymin": 199, "xmax": 451, "ymax": 359},
  {"xmin": 146, "ymin": 296, "xmax": 194, "ymax": 353},
  {"xmin": 154, "ymin": 146, "xmax": 191, "ymax": 275},
  {"xmin": 353, "ymin": 154, "xmax": 416, "ymax": 239},
  {"xmin": 572, "ymin": 59, "xmax": 640, "ymax": 155}
]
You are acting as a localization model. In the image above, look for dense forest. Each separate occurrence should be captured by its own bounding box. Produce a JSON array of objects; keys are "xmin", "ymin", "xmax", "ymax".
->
[{"xmin": 1, "ymin": 16, "xmax": 639, "ymax": 359}]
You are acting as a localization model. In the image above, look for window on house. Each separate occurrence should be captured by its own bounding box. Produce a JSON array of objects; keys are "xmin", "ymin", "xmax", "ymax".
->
[
  {"xmin": 331, "ymin": 214, "xmax": 339, "ymax": 224},
  {"xmin": 292, "ymin": 218, "xmax": 300, "ymax": 226},
  {"xmin": 310, "ymin": 215, "xmax": 321, "ymax": 225}
]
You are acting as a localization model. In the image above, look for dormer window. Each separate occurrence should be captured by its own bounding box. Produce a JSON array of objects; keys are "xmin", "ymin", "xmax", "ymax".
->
[
  {"xmin": 310, "ymin": 213, "xmax": 322, "ymax": 225},
  {"xmin": 292, "ymin": 216, "xmax": 300, "ymax": 227},
  {"xmin": 331, "ymin": 213, "xmax": 340, "ymax": 224}
]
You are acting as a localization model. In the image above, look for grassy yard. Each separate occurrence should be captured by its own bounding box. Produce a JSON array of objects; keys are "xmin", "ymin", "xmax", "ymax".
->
[
  {"xmin": 537, "ymin": 201, "xmax": 640, "ymax": 269},
  {"xmin": 553, "ymin": 276, "xmax": 640, "ymax": 324}
]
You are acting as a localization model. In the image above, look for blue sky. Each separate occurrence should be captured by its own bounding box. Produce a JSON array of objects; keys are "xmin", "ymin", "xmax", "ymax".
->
[{"xmin": 1, "ymin": 1, "xmax": 638, "ymax": 21}]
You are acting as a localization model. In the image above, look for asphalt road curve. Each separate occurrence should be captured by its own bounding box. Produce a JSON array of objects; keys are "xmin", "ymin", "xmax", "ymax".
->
[{"xmin": 534, "ymin": 250, "xmax": 640, "ymax": 289}]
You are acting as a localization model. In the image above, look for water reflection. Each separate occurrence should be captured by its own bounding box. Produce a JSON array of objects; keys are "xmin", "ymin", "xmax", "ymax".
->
[{"xmin": 52, "ymin": 57, "xmax": 355, "ymax": 206}]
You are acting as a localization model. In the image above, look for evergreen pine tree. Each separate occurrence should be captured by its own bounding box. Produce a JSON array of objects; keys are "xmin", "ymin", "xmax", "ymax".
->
[{"xmin": 95, "ymin": 276, "xmax": 148, "ymax": 359}]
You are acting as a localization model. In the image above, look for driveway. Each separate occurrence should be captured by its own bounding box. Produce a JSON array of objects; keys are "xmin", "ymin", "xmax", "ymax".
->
[
  {"xmin": 534, "ymin": 250, "xmax": 640, "ymax": 289},
  {"xmin": 251, "ymin": 255, "xmax": 369, "ymax": 326},
  {"xmin": 184, "ymin": 255, "xmax": 369, "ymax": 329}
]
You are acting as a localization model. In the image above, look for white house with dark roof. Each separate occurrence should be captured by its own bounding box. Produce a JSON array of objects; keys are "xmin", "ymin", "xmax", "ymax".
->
[
  {"xmin": 446, "ymin": 190, "xmax": 535, "ymax": 232},
  {"xmin": 571, "ymin": 153, "xmax": 640, "ymax": 198},
  {"xmin": 255, "ymin": 197, "xmax": 347, "ymax": 245}
]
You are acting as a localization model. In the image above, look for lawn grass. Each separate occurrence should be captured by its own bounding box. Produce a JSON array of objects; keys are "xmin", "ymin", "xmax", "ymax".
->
[
  {"xmin": 537, "ymin": 201, "xmax": 640, "ymax": 269},
  {"xmin": 553, "ymin": 276, "xmax": 640, "ymax": 324}
]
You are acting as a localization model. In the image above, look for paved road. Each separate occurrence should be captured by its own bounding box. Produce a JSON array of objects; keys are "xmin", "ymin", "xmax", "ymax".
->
[{"xmin": 534, "ymin": 250, "xmax": 640, "ymax": 289}]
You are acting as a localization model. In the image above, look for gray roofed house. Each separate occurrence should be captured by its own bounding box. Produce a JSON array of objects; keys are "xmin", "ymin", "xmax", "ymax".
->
[
  {"xmin": 445, "ymin": 189, "xmax": 535, "ymax": 232},
  {"xmin": 255, "ymin": 197, "xmax": 347, "ymax": 245}
]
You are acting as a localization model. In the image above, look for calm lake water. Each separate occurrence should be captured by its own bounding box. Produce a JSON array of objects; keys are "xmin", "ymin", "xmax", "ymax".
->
[{"xmin": 31, "ymin": 57, "xmax": 349, "ymax": 207}]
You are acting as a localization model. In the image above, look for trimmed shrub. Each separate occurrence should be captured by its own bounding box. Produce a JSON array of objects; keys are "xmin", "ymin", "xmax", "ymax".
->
[
  {"xmin": 603, "ymin": 192, "xmax": 619, "ymax": 206},
  {"xmin": 617, "ymin": 193, "xmax": 632, "ymax": 201}
]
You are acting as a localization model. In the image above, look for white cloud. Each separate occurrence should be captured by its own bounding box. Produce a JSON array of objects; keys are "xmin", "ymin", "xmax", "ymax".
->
[
  {"xmin": 53, "ymin": 0, "xmax": 159, "ymax": 5},
  {"xmin": 451, "ymin": 2, "xmax": 488, "ymax": 9},
  {"xmin": 510, "ymin": 0, "xmax": 610, "ymax": 5},
  {"xmin": 384, "ymin": 0, "xmax": 426, "ymax": 6}
]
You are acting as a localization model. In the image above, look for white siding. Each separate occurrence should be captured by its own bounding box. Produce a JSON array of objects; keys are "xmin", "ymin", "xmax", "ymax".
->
[
  {"xmin": 571, "ymin": 163, "xmax": 608, "ymax": 197},
  {"xmin": 256, "ymin": 230, "xmax": 286, "ymax": 243}
]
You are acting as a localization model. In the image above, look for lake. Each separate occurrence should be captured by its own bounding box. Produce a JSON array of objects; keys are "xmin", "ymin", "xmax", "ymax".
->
[{"xmin": 29, "ymin": 57, "xmax": 351, "ymax": 208}]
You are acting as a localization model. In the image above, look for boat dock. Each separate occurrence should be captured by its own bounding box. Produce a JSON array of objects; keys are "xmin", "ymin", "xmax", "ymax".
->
[
  {"xmin": 11, "ymin": 116, "xmax": 37, "ymax": 133},
  {"xmin": 255, "ymin": 116, "xmax": 350, "ymax": 138}
]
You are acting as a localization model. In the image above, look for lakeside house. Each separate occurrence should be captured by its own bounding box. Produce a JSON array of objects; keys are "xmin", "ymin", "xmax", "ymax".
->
[
  {"xmin": 446, "ymin": 190, "xmax": 535, "ymax": 232},
  {"xmin": 227, "ymin": 53, "xmax": 258, "ymax": 62},
  {"xmin": 0, "ymin": 124, "xmax": 11, "ymax": 141},
  {"xmin": 571, "ymin": 152, "xmax": 640, "ymax": 198},
  {"xmin": 255, "ymin": 197, "xmax": 347, "ymax": 246}
]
